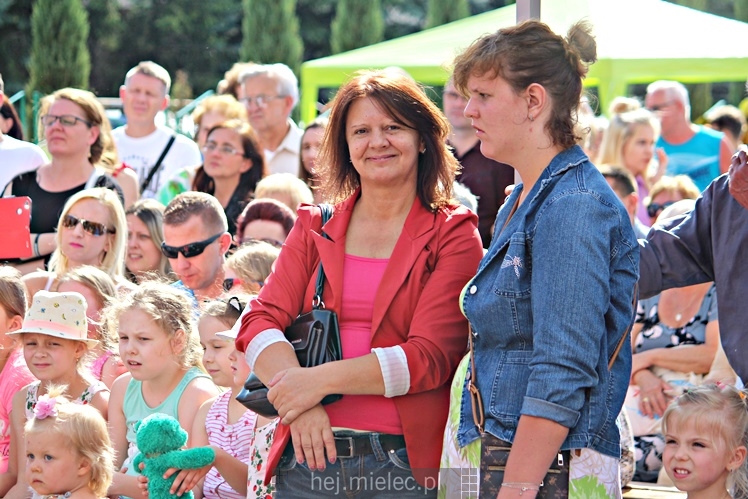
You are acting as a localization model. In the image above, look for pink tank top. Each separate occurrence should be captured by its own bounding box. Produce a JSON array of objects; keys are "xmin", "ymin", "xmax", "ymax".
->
[{"xmin": 325, "ymin": 254, "xmax": 403, "ymax": 434}]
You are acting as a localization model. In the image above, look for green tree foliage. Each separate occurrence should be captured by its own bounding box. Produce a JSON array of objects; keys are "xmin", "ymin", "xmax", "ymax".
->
[
  {"xmin": 425, "ymin": 0, "xmax": 470, "ymax": 29},
  {"xmin": 331, "ymin": 0, "xmax": 385, "ymax": 54},
  {"xmin": 0, "ymin": 0, "xmax": 34, "ymax": 93},
  {"xmin": 296, "ymin": 0, "xmax": 337, "ymax": 61},
  {"xmin": 86, "ymin": 0, "xmax": 123, "ymax": 95},
  {"xmin": 28, "ymin": 0, "xmax": 91, "ymax": 94},
  {"xmin": 241, "ymin": 0, "xmax": 303, "ymax": 76},
  {"xmin": 116, "ymin": 0, "xmax": 241, "ymax": 95}
]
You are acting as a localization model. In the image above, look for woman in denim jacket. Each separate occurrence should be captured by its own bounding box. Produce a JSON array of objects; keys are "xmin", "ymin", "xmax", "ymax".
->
[{"xmin": 441, "ymin": 20, "xmax": 639, "ymax": 499}]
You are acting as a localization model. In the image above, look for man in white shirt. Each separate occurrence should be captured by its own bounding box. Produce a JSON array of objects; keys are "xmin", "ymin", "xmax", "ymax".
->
[
  {"xmin": 239, "ymin": 63, "xmax": 302, "ymax": 176},
  {"xmin": 112, "ymin": 61, "xmax": 202, "ymax": 198},
  {"xmin": 0, "ymin": 72, "xmax": 47, "ymax": 189}
]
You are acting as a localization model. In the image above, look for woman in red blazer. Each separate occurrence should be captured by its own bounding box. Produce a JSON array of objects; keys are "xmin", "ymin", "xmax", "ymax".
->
[{"xmin": 236, "ymin": 70, "xmax": 483, "ymax": 497}]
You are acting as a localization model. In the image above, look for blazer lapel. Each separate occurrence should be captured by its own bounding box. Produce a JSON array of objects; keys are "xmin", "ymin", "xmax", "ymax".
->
[{"xmin": 370, "ymin": 199, "xmax": 435, "ymax": 337}]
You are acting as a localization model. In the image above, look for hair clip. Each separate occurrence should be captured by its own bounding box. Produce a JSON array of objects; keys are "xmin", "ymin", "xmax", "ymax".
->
[
  {"xmin": 739, "ymin": 391, "xmax": 747, "ymax": 401},
  {"xmin": 34, "ymin": 394, "xmax": 59, "ymax": 420},
  {"xmin": 716, "ymin": 381, "xmax": 726, "ymax": 389},
  {"xmin": 226, "ymin": 296, "xmax": 245, "ymax": 313}
]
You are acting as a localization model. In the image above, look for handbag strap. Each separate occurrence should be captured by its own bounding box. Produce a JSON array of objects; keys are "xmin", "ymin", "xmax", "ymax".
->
[
  {"xmin": 312, "ymin": 203, "xmax": 333, "ymax": 309},
  {"xmin": 140, "ymin": 133, "xmax": 176, "ymax": 193}
]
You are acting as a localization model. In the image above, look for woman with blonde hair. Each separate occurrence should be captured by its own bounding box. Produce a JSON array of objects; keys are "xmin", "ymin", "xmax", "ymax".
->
[
  {"xmin": 22, "ymin": 188, "xmax": 130, "ymax": 300},
  {"xmin": 253, "ymin": 172, "xmax": 313, "ymax": 212},
  {"xmin": 597, "ymin": 103, "xmax": 667, "ymax": 225},
  {"xmin": 3, "ymin": 89, "xmax": 129, "ymax": 275},
  {"xmin": 223, "ymin": 240, "xmax": 280, "ymax": 294}
]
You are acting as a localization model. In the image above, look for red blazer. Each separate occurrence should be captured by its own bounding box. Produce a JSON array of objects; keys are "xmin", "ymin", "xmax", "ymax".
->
[{"xmin": 237, "ymin": 190, "xmax": 483, "ymax": 486}]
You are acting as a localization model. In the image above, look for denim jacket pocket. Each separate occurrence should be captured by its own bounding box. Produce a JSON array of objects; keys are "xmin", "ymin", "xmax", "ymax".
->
[
  {"xmin": 491, "ymin": 233, "xmax": 531, "ymax": 298},
  {"xmin": 487, "ymin": 349, "xmax": 533, "ymax": 427},
  {"xmin": 487, "ymin": 233, "xmax": 532, "ymax": 345}
]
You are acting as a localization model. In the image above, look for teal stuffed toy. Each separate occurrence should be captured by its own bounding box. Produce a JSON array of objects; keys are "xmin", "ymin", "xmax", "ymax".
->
[{"xmin": 133, "ymin": 413, "xmax": 215, "ymax": 499}]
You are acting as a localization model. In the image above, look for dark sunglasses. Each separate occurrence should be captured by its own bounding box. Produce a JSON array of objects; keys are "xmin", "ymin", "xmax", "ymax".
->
[
  {"xmin": 161, "ymin": 233, "xmax": 222, "ymax": 259},
  {"xmin": 62, "ymin": 214, "xmax": 115, "ymax": 236},
  {"xmin": 647, "ymin": 201, "xmax": 676, "ymax": 219},
  {"xmin": 222, "ymin": 278, "xmax": 243, "ymax": 292}
]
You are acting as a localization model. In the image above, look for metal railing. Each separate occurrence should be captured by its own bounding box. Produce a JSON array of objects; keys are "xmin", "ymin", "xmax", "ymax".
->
[{"xmin": 7, "ymin": 89, "xmax": 216, "ymax": 143}]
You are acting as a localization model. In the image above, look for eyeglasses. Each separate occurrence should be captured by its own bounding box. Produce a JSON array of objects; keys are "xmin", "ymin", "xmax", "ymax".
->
[
  {"xmin": 222, "ymin": 278, "xmax": 243, "ymax": 292},
  {"xmin": 161, "ymin": 233, "xmax": 222, "ymax": 259},
  {"xmin": 240, "ymin": 95, "xmax": 285, "ymax": 108},
  {"xmin": 202, "ymin": 141, "xmax": 245, "ymax": 156},
  {"xmin": 41, "ymin": 114, "xmax": 92, "ymax": 128},
  {"xmin": 647, "ymin": 200, "xmax": 676, "ymax": 219},
  {"xmin": 240, "ymin": 237, "xmax": 283, "ymax": 248},
  {"xmin": 647, "ymin": 101, "xmax": 674, "ymax": 113},
  {"xmin": 62, "ymin": 214, "xmax": 115, "ymax": 236}
]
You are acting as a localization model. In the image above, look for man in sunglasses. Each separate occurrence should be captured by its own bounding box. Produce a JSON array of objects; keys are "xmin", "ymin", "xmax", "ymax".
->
[
  {"xmin": 639, "ymin": 146, "xmax": 748, "ymax": 381},
  {"xmin": 162, "ymin": 192, "xmax": 232, "ymax": 303},
  {"xmin": 0, "ymin": 72, "xmax": 47, "ymax": 189}
]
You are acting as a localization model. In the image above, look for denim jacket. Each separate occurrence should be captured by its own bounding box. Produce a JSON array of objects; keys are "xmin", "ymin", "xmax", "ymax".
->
[{"xmin": 457, "ymin": 146, "xmax": 639, "ymax": 458}]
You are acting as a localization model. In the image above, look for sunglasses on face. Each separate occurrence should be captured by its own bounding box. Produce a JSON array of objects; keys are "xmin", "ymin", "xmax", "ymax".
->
[
  {"xmin": 647, "ymin": 201, "xmax": 676, "ymax": 219},
  {"xmin": 222, "ymin": 278, "xmax": 243, "ymax": 292},
  {"xmin": 62, "ymin": 214, "xmax": 115, "ymax": 236},
  {"xmin": 161, "ymin": 233, "xmax": 222, "ymax": 259}
]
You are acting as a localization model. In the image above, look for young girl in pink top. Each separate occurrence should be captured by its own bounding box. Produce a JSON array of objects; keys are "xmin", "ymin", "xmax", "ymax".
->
[
  {"xmin": 5, "ymin": 290, "xmax": 108, "ymax": 499},
  {"xmin": 0, "ymin": 267, "xmax": 35, "ymax": 495},
  {"xmin": 192, "ymin": 296, "xmax": 276, "ymax": 499}
]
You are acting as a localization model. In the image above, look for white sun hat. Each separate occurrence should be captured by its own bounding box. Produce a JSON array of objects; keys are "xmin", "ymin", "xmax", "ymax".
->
[{"xmin": 8, "ymin": 290, "xmax": 98, "ymax": 348}]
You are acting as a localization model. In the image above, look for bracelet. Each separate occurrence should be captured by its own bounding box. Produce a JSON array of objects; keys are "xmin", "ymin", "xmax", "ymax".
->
[
  {"xmin": 33, "ymin": 233, "xmax": 41, "ymax": 258},
  {"xmin": 501, "ymin": 482, "xmax": 541, "ymax": 495}
]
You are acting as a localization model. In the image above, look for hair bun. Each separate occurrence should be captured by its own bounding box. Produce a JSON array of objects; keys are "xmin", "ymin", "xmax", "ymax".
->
[{"xmin": 566, "ymin": 20, "xmax": 597, "ymax": 66}]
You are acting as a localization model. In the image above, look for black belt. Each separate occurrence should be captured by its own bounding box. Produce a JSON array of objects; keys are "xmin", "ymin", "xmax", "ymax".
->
[{"xmin": 334, "ymin": 433, "xmax": 406, "ymax": 458}]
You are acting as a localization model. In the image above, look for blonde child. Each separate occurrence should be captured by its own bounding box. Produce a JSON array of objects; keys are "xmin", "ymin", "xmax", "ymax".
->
[
  {"xmin": 0, "ymin": 267, "xmax": 35, "ymax": 495},
  {"xmin": 57, "ymin": 266, "xmax": 127, "ymax": 388},
  {"xmin": 5, "ymin": 290, "xmax": 108, "ymax": 499},
  {"xmin": 105, "ymin": 282, "xmax": 219, "ymax": 498},
  {"xmin": 191, "ymin": 296, "xmax": 276, "ymax": 499},
  {"xmin": 24, "ymin": 386, "xmax": 114, "ymax": 499},
  {"xmin": 662, "ymin": 383, "xmax": 748, "ymax": 498}
]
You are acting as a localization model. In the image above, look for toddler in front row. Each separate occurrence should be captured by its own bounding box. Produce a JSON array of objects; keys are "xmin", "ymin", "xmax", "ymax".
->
[
  {"xmin": 24, "ymin": 386, "xmax": 114, "ymax": 499},
  {"xmin": 662, "ymin": 383, "xmax": 748, "ymax": 499}
]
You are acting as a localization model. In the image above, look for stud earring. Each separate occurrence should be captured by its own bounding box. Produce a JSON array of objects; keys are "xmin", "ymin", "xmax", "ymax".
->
[
  {"xmin": 420, "ymin": 147, "xmax": 426, "ymax": 154},
  {"xmin": 528, "ymin": 115, "xmax": 534, "ymax": 122}
]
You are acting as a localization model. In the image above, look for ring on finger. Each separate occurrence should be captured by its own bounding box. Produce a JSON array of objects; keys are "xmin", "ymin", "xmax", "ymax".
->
[{"xmin": 643, "ymin": 397, "xmax": 650, "ymax": 403}]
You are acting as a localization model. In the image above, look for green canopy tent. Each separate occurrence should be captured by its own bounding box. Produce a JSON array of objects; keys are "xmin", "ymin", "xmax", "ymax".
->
[{"xmin": 299, "ymin": 0, "xmax": 748, "ymax": 123}]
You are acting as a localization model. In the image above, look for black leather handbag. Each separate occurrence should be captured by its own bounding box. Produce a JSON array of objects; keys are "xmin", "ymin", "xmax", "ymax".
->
[{"xmin": 236, "ymin": 204, "xmax": 343, "ymax": 418}]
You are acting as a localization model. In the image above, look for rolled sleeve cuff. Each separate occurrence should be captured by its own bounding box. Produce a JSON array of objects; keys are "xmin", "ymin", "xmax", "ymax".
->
[
  {"xmin": 372, "ymin": 346, "xmax": 410, "ymax": 398},
  {"xmin": 522, "ymin": 396, "xmax": 580, "ymax": 428},
  {"xmin": 245, "ymin": 329, "xmax": 289, "ymax": 369}
]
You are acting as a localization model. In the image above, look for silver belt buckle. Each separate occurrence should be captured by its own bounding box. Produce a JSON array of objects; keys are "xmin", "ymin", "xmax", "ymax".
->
[{"xmin": 336, "ymin": 436, "xmax": 356, "ymax": 458}]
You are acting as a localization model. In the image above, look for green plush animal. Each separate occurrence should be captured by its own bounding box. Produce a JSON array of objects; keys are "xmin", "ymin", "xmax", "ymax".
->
[{"xmin": 133, "ymin": 413, "xmax": 215, "ymax": 499}]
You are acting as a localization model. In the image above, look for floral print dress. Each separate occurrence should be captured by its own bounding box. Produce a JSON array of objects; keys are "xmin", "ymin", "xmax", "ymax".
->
[{"xmin": 247, "ymin": 418, "xmax": 279, "ymax": 499}]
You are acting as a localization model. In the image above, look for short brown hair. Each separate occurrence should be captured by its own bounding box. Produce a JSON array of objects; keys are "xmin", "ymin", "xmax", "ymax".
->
[
  {"xmin": 318, "ymin": 70, "xmax": 458, "ymax": 209},
  {"xmin": 235, "ymin": 198, "xmax": 296, "ymax": 241},
  {"xmin": 598, "ymin": 164, "xmax": 637, "ymax": 198},
  {"xmin": 452, "ymin": 19, "xmax": 597, "ymax": 150},
  {"xmin": 163, "ymin": 191, "xmax": 228, "ymax": 233}
]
